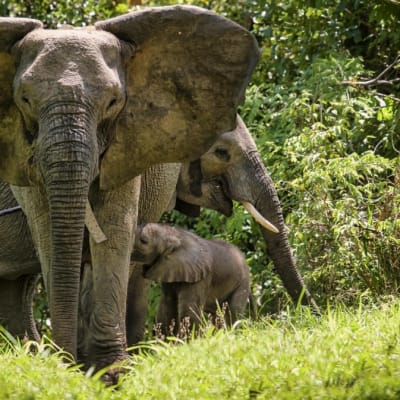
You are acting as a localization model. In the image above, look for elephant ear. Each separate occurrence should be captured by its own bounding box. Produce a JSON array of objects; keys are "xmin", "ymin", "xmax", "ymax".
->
[
  {"xmin": 95, "ymin": 5, "xmax": 260, "ymax": 190},
  {"xmin": 147, "ymin": 230, "xmax": 212, "ymax": 283},
  {"xmin": 0, "ymin": 17, "xmax": 42, "ymax": 186}
]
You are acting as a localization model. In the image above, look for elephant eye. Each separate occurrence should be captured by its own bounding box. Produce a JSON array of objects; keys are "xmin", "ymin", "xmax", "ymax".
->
[
  {"xmin": 139, "ymin": 237, "xmax": 149, "ymax": 245},
  {"xmin": 107, "ymin": 98, "xmax": 117, "ymax": 109},
  {"xmin": 22, "ymin": 96, "xmax": 30, "ymax": 105},
  {"xmin": 214, "ymin": 147, "xmax": 230, "ymax": 161}
]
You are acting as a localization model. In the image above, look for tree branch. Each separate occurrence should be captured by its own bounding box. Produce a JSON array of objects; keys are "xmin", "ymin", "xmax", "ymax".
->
[{"xmin": 340, "ymin": 55, "xmax": 400, "ymax": 87}]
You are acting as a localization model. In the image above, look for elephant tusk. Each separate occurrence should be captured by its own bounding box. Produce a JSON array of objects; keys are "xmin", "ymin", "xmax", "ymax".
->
[
  {"xmin": 85, "ymin": 201, "xmax": 107, "ymax": 243},
  {"xmin": 241, "ymin": 201, "xmax": 279, "ymax": 234}
]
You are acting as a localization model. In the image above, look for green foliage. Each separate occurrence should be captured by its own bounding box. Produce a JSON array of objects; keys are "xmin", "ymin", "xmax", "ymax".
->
[
  {"xmin": 239, "ymin": 50, "xmax": 400, "ymax": 306},
  {"xmin": 0, "ymin": 0, "xmax": 124, "ymax": 26}
]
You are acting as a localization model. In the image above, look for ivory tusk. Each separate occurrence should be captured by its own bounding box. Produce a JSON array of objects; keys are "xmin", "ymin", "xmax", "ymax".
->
[
  {"xmin": 85, "ymin": 201, "xmax": 107, "ymax": 244},
  {"xmin": 241, "ymin": 201, "xmax": 279, "ymax": 234}
]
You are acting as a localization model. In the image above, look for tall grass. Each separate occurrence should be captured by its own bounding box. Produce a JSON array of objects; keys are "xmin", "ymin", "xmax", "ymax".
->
[{"xmin": 1, "ymin": 302, "xmax": 400, "ymax": 399}]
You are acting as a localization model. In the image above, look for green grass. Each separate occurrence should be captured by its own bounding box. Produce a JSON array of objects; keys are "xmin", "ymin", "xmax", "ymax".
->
[{"xmin": 1, "ymin": 302, "xmax": 400, "ymax": 399}]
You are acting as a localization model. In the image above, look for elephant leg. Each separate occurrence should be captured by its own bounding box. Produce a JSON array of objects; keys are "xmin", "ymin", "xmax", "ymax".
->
[
  {"xmin": 156, "ymin": 287, "xmax": 178, "ymax": 337},
  {"xmin": 11, "ymin": 187, "xmax": 52, "ymax": 292},
  {"xmin": 22, "ymin": 274, "xmax": 41, "ymax": 342},
  {"xmin": 77, "ymin": 262, "xmax": 93, "ymax": 362},
  {"xmin": 0, "ymin": 275, "xmax": 40, "ymax": 341},
  {"xmin": 126, "ymin": 263, "xmax": 152, "ymax": 346},
  {"xmin": 177, "ymin": 284, "xmax": 205, "ymax": 335},
  {"xmin": 226, "ymin": 284, "xmax": 250, "ymax": 326},
  {"xmin": 88, "ymin": 176, "xmax": 140, "ymax": 369}
]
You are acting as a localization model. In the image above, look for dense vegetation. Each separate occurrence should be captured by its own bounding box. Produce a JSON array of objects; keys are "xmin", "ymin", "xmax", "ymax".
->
[
  {"xmin": 1, "ymin": 0, "xmax": 400, "ymax": 371},
  {"xmin": 2, "ymin": 303, "xmax": 400, "ymax": 398}
]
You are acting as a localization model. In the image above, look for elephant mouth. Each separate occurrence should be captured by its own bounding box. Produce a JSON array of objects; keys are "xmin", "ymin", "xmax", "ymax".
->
[
  {"xmin": 210, "ymin": 177, "xmax": 233, "ymax": 217},
  {"xmin": 142, "ymin": 261, "xmax": 159, "ymax": 279},
  {"xmin": 142, "ymin": 264, "xmax": 152, "ymax": 278}
]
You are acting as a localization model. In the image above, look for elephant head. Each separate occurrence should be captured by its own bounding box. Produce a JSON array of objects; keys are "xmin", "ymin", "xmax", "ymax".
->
[
  {"xmin": 134, "ymin": 223, "xmax": 211, "ymax": 283},
  {"xmin": 0, "ymin": 7, "xmax": 259, "ymax": 359},
  {"xmin": 176, "ymin": 116, "xmax": 318, "ymax": 311}
]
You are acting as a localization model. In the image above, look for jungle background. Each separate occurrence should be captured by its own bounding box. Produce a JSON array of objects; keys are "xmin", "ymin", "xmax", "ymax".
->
[{"xmin": 2, "ymin": 0, "xmax": 400, "ymax": 331}]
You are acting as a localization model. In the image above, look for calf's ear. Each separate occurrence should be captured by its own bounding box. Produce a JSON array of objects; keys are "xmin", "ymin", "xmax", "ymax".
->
[{"xmin": 147, "ymin": 229, "xmax": 212, "ymax": 283}]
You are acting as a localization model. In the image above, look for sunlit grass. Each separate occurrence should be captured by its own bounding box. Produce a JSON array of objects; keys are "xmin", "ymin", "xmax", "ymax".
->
[
  {"xmin": 1, "ymin": 302, "xmax": 400, "ymax": 399},
  {"xmin": 121, "ymin": 303, "xmax": 400, "ymax": 399}
]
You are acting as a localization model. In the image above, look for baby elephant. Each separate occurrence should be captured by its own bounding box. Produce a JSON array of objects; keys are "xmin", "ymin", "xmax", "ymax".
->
[{"xmin": 133, "ymin": 223, "xmax": 251, "ymax": 335}]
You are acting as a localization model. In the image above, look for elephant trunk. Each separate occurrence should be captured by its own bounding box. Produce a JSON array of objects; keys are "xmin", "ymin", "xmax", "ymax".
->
[
  {"xmin": 246, "ymin": 153, "xmax": 319, "ymax": 312},
  {"xmin": 37, "ymin": 104, "xmax": 96, "ymax": 358}
]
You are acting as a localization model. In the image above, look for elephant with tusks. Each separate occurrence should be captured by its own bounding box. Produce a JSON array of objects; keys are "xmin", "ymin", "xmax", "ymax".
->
[{"xmin": 0, "ymin": 5, "xmax": 259, "ymax": 377}]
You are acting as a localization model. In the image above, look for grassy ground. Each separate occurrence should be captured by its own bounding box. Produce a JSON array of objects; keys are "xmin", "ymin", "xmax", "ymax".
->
[{"xmin": 1, "ymin": 302, "xmax": 400, "ymax": 399}]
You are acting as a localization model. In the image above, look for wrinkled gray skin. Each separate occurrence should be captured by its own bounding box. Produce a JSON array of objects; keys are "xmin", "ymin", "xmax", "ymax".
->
[
  {"xmin": 133, "ymin": 223, "xmax": 251, "ymax": 334},
  {"xmin": 0, "ymin": 6, "xmax": 258, "ymax": 372},
  {"xmin": 126, "ymin": 117, "xmax": 319, "ymax": 345},
  {"xmin": 0, "ymin": 183, "xmax": 40, "ymax": 341}
]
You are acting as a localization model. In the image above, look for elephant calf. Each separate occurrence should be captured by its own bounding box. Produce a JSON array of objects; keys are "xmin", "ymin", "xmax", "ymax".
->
[{"xmin": 133, "ymin": 223, "xmax": 251, "ymax": 335}]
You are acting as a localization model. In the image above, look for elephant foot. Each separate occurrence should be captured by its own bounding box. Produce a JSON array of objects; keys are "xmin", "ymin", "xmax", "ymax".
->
[
  {"xmin": 84, "ymin": 346, "xmax": 129, "ymax": 384},
  {"xmin": 101, "ymin": 368, "xmax": 123, "ymax": 387}
]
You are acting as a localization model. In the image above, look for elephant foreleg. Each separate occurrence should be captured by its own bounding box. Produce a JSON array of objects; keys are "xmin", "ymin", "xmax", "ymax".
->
[
  {"xmin": 226, "ymin": 284, "xmax": 250, "ymax": 326},
  {"xmin": 177, "ymin": 283, "xmax": 206, "ymax": 336},
  {"xmin": 88, "ymin": 176, "xmax": 140, "ymax": 369},
  {"xmin": 0, "ymin": 275, "xmax": 40, "ymax": 342},
  {"xmin": 156, "ymin": 286, "xmax": 178, "ymax": 337},
  {"xmin": 77, "ymin": 262, "xmax": 93, "ymax": 362},
  {"xmin": 126, "ymin": 264, "xmax": 152, "ymax": 346},
  {"xmin": 22, "ymin": 274, "xmax": 41, "ymax": 342}
]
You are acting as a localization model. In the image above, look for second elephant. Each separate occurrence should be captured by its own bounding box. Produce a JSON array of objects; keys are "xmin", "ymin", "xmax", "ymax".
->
[
  {"xmin": 127, "ymin": 115, "xmax": 319, "ymax": 344},
  {"xmin": 133, "ymin": 223, "xmax": 251, "ymax": 334}
]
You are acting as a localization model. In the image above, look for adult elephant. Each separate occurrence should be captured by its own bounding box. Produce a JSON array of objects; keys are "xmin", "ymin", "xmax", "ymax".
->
[
  {"xmin": 126, "ymin": 116, "xmax": 319, "ymax": 345},
  {"xmin": 0, "ymin": 6, "xmax": 259, "ymax": 371}
]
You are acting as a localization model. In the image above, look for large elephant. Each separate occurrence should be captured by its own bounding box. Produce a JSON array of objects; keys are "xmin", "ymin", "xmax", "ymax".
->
[
  {"xmin": 0, "ymin": 6, "xmax": 259, "ymax": 370},
  {"xmin": 176, "ymin": 116, "xmax": 316, "ymax": 307},
  {"xmin": 126, "ymin": 116, "xmax": 319, "ymax": 345}
]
